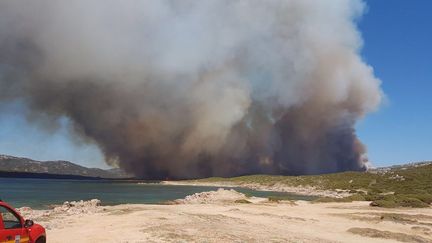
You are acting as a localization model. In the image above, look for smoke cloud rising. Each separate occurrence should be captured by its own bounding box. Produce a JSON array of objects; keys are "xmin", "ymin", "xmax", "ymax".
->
[{"xmin": 0, "ymin": 0, "xmax": 382, "ymax": 179}]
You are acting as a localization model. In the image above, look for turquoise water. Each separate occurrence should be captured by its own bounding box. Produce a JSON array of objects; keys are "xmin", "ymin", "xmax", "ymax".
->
[{"xmin": 0, "ymin": 178, "xmax": 316, "ymax": 209}]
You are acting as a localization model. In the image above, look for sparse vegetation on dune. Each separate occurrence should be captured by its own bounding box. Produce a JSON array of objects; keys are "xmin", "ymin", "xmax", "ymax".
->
[
  {"xmin": 347, "ymin": 227, "xmax": 430, "ymax": 243},
  {"xmin": 234, "ymin": 199, "xmax": 252, "ymax": 204},
  {"xmin": 313, "ymin": 194, "xmax": 366, "ymax": 203},
  {"xmin": 186, "ymin": 163, "xmax": 432, "ymax": 208},
  {"xmin": 267, "ymin": 196, "xmax": 296, "ymax": 202}
]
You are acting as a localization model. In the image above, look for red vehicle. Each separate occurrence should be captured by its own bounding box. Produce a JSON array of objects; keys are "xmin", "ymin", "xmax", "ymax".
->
[{"xmin": 0, "ymin": 200, "xmax": 45, "ymax": 243}]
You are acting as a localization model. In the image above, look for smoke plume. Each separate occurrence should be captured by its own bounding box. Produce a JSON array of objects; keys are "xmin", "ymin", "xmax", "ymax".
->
[{"xmin": 0, "ymin": 0, "xmax": 382, "ymax": 179}]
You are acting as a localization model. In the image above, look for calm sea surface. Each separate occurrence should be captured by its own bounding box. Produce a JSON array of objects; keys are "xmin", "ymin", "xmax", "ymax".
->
[{"xmin": 0, "ymin": 178, "xmax": 316, "ymax": 209}]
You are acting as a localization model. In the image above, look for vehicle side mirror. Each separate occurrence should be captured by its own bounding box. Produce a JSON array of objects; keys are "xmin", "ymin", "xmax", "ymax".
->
[{"xmin": 24, "ymin": 219, "xmax": 34, "ymax": 228}]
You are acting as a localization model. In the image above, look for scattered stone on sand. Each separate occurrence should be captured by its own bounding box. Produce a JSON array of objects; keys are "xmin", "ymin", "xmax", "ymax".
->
[
  {"xmin": 174, "ymin": 188, "xmax": 248, "ymax": 204},
  {"xmin": 348, "ymin": 227, "xmax": 430, "ymax": 243},
  {"xmin": 17, "ymin": 199, "xmax": 102, "ymax": 229},
  {"xmin": 53, "ymin": 199, "xmax": 102, "ymax": 215}
]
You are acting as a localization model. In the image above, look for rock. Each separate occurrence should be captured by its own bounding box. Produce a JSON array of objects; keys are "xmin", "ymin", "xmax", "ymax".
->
[
  {"xmin": 63, "ymin": 201, "xmax": 72, "ymax": 207},
  {"xmin": 52, "ymin": 199, "xmax": 102, "ymax": 215},
  {"xmin": 15, "ymin": 199, "xmax": 103, "ymax": 231},
  {"xmin": 175, "ymin": 188, "xmax": 248, "ymax": 204},
  {"xmin": 370, "ymin": 201, "xmax": 379, "ymax": 207}
]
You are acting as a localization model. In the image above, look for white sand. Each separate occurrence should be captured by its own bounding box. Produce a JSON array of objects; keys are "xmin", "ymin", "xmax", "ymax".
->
[{"xmin": 19, "ymin": 192, "xmax": 432, "ymax": 243}]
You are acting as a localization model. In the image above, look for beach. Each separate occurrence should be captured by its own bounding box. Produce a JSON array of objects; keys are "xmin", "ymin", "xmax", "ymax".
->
[{"xmin": 18, "ymin": 190, "xmax": 432, "ymax": 243}]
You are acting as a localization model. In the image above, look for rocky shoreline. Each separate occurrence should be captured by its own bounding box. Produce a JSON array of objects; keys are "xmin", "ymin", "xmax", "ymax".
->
[
  {"xmin": 161, "ymin": 180, "xmax": 350, "ymax": 198},
  {"xmin": 17, "ymin": 189, "xmax": 255, "ymax": 225},
  {"xmin": 18, "ymin": 199, "xmax": 102, "ymax": 230}
]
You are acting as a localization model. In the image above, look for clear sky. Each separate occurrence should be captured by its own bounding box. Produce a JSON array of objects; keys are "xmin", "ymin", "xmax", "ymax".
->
[
  {"xmin": 0, "ymin": 0, "xmax": 430, "ymax": 168},
  {"xmin": 356, "ymin": 0, "xmax": 432, "ymax": 166}
]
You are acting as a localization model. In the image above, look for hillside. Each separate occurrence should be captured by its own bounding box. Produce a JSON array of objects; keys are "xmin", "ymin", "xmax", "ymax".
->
[
  {"xmin": 0, "ymin": 154, "xmax": 131, "ymax": 179},
  {"xmin": 182, "ymin": 161, "xmax": 432, "ymax": 207}
]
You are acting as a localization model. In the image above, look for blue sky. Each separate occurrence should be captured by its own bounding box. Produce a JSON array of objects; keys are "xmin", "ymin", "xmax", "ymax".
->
[
  {"xmin": 0, "ymin": 0, "xmax": 431, "ymax": 168},
  {"xmin": 0, "ymin": 101, "xmax": 107, "ymax": 168},
  {"xmin": 356, "ymin": 0, "xmax": 432, "ymax": 165}
]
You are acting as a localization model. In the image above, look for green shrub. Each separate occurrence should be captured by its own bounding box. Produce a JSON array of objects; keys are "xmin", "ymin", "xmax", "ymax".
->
[
  {"xmin": 346, "ymin": 194, "xmax": 366, "ymax": 201},
  {"xmin": 235, "ymin": 199, "xmax": 252, "ymax": 204},
  {"xmin": 369, "ymin": 188, "xmax": 384, "ymax": 194},
  {"xmin": 267, "ymin": 196, "xmax": 296, "ymax": 202},
  {"xmin": 370, "ymin": 194, "xmax": 430, "ymax": 208},
  {"xmin": 364, "ymin": 193, "xmax": 379, "ymax": 201},
  {"xmin": 268, "ymin": 197, "xmax": 281, "ymax": 203},
  {"xmin": 364, "ymin": 193, "xmax": 395, "ymax": 202},
  {"xmin": 399, "ymin": 193, "xmax": 432, "ymax": 204},
  {"xmin": 411, "ymin": 189, "xmax": 428, "ymax": 194},
  {"xmin": 313, "ymin": 197, "xmax": 340, "ymax": 203},
  {"xmin": 396, "ymin": 197, "xmax": 429, "ymax": 208},
  {"xmin": 370, "ymin": 200, "xmax": 398, "ymax": 208},
  {"xmin": 382, "ymin": 194, "xmax": 397, "ymax": 201},
  {"xmin": 313, "ymin": 194, "xmax": 365, "ymax": 203}
]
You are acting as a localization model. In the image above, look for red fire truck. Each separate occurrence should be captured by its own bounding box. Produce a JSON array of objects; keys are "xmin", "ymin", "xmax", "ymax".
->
[{"xmin": 0, "ymin": 200, "xmax": 46, "ymax": 243}]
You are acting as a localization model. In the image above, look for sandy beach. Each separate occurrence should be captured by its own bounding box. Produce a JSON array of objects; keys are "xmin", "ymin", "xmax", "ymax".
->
[{"xmin": 18, "ymin": 189, "xmax": 432, "ymax": 243}]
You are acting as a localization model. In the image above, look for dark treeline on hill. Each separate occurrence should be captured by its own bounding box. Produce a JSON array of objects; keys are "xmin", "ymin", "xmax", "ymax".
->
[
  {"xmin": 0, "ymin": 154, "xmax": 131, "ymax": 179},
  {"xmin": 0, "ymin": 171, "xmax": 104, "ymax": 180}
]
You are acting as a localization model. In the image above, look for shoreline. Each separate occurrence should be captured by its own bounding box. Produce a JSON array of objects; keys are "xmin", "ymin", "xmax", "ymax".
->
[{"xmin": 161, "ymin": 180, "xmax": 350, "ymax": 198}]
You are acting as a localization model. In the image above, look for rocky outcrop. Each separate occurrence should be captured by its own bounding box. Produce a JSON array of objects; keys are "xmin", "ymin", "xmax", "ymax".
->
[
  {"xmin": 17, "ymin": 199, "xmax": 102, "ymax": 229},
  {"xmin": 174, "ymin": 188, "xmax": 248, "ymax": 204},
  {"xmin": 52, "ymin": 199, "xmax": 102, "ymax": 214}
]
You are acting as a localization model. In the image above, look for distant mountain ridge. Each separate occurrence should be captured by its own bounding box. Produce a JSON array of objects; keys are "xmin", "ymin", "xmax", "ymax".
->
[
  {"xmin": 0, "ymin": 154, "xmax": 131, "ymax": 179},
  {"xmin": 2, "ymin": 153, "xmax": 430, "ymax": 180}
]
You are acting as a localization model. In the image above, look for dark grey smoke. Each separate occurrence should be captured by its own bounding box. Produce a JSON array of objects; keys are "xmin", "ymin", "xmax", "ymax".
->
[{"xmin": 0, "ymin": 0, "xmax": 382, "ymax": 179}]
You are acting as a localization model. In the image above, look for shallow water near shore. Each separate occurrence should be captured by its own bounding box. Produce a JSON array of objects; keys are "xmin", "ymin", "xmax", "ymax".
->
[{"xmin": 0, "ymin": 178, "xmax": 316, "ymax": 208}]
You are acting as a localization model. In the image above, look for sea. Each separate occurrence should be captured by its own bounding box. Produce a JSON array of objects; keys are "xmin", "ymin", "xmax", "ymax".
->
[{"xmin": 0, "ymin": 178, "xmax": 317, "ymax": 209}]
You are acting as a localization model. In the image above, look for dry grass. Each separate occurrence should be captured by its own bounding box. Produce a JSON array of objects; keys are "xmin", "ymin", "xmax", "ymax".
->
[{"xmin": 347, "ymin": 227, "xmax": 430, "ymax": 243}]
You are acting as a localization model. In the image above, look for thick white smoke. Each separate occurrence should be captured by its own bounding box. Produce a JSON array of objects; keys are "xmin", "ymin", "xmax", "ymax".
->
[{"xmin": 0, "ymin": 0, "xmax": 382, "ymax": 178}]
